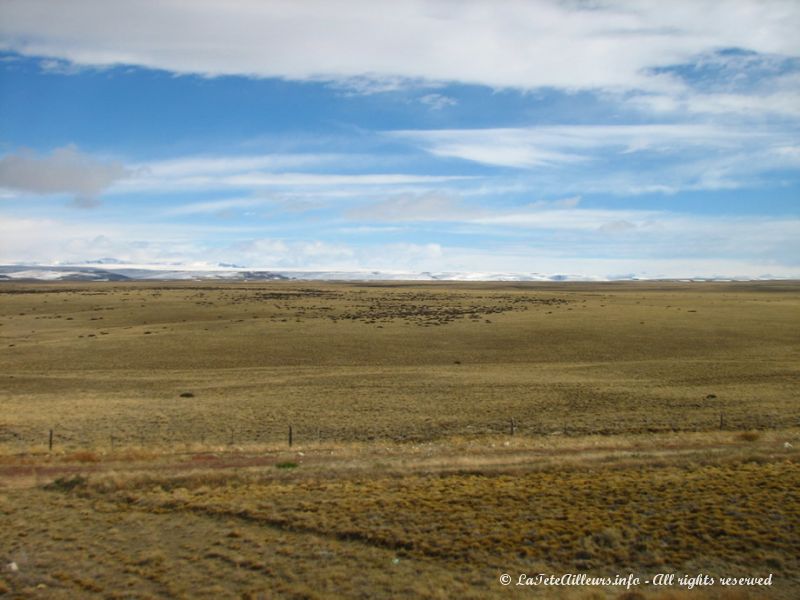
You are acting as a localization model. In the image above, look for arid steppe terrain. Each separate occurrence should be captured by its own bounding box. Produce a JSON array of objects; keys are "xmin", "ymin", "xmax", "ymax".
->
[{"xmin": 1, "ymin": 281, "xmax": 798, "ymax": 598}]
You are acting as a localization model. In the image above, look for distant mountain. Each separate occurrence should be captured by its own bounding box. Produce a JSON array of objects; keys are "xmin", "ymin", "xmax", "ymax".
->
[
  {"xmin": 0, "ymin": 265, "xmax": 290, "ymax": 282},
  {"xmin": 0, "ymin": 264, "xmax": 792, "ymax": 282},
  {"xmin": 0, "ymin": 266, "xmax": 131, "ymax": 281}
]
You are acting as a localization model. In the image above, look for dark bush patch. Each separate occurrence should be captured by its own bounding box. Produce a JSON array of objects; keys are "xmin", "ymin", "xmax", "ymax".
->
[{"xmin": 44, "ymin": 475, "xmax": 88, "ymax": 492}]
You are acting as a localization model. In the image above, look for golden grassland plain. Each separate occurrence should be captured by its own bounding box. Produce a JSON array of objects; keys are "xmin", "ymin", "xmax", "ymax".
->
[{"xmin": 0, "ymin": 280, "xmax": 798, "ymax": 598}]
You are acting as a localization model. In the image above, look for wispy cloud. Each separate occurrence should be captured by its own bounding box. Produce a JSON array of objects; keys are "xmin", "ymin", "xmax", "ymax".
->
[
  {"xmin": 346, "ymin": 192, "xmax": 468, "ymax": 222},
  {"xmin": 419, "ymin": 93, "xmax": 457, "ymax": 110},
  {"xmin": 162, "ymin": 197, "xmax": 267, "ymax": 217},
  {"xmin": 391, "ymin": 124, "xmax": 799, "ymax": 193},
  {"xmin": 133, "ymin": 154, "xmax": 342, "ymax": 178},
  {"xmin": 346, "ymin": 193, "xmax": 582, "ymax": 223},
  {"xmin": 116, "ymin": 153, "xmax": 476, "ymax": 194},
  {"xmin": 341, "ymin": 196, "xmax": 800, "ymax": 266},
  {"xmin": 393, "ymin": 124, "xmax": 773, "ymax": 166}
]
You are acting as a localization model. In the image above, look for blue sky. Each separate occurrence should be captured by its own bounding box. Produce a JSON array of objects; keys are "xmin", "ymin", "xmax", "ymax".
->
[{"xmin": 0, "ymin": 0, "xmax": 799, "ymax": 277}]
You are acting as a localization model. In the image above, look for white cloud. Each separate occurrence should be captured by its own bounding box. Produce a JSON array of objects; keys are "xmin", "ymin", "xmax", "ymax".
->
[
  {"xmin": 393, "ymin": 123, "xmax": 771, "ymax": 167},
  {"xmin": 221, "ymin": 173, "xmax": 471, "ymax": 187},
  {"xmin": 631, "ymin": 90, "xmax": 800, "ymax": 118},
  {"xmin": 330, "ymin": 75, "xmax": 438, "ymax": 96},
  {"xmin": 627, "ymin": 71, "xmax": 800, "ymax": 118},
  {"xmin": 419, "ymin": 93, "xmax": 457, "ymax": 110},
  {"xmin": 116, "ymin": 153, "xmax": 475, "ymax": 194},
  {"xmin": 598, "ymin": 220, "xmax": 637, "ymax": 234},
  {"xmin": 234, "ymin": 239, "xmax": 356, "ymax": 267},
  {"xmin": 534, "ymin": 196, "xmax": 581, "ymax": 209},
  {"xmin": 133, "ymin": 154, "xmax": 341, "ymax": 179},
  {"xmin": 336, "ymin": 225, "xmax": 407, "ymax": 234},
  {"xmin": 347, "ymin": 192, "xmax": 468, "ymax": 222},
  {"xmin": 0, "ymin": 145, "xmax": 128, "ymax": 207},
  {"xmin": 163, "ymin": 197, "xmax": 267, "ymax": 217},
  {"xmin": 1, "ymin": 0, "xmax": 797, "ymax": 96},
  {"xmin": 234, "ymin": 240, "xmax": 443, "ymax": 270},
  {"xmin": 470, "ymin": 207, "xmax": 662, "ymax": 231},
  {"xmin": 347, "ymin": 193, "xmax": 583, "ymax": 223},
  {"xmin": 630, "ymin": 49, "xmax": 800, "ymax": 116}
]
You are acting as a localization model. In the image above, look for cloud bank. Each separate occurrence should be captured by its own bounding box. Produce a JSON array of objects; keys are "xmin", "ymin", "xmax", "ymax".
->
[
  {"xmin": 1, "ymin": 0, "xmax": 798, "ymax": 96},
  {"xmin": 2, "ymin": 211, "xmax": 797, "ymax": 279}
]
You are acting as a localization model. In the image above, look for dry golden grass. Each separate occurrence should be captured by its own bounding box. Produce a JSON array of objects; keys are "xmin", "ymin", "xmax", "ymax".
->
[
  {"xmin": 1, "ymin": 433, "xmax": 796, "ymax": 599},
  {"xmin": 84, "ymin": 453, "xmax": 799, "ymax": 574},
  {"xmin": 2, "ymin": 281, "xmax": 798, "ymax": 451},
  {"xmin": 1, "ymin": 281, "xmax": 798, "ymax": 598}
]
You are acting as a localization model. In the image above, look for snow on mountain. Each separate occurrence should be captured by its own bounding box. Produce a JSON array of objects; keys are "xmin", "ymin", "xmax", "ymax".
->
[{"xmin": 0, "ymin": 264, "xmax": 793, "ymax": 282}]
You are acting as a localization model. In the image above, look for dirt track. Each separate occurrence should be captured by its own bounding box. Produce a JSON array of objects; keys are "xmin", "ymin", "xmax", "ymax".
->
[{"xmin": 1, "ymin": 431, "xmax": 793, "ymax": 489}]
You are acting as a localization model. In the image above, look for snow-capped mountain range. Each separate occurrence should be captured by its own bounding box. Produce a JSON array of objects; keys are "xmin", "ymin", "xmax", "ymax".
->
[{"xmin": 0, "ymin": 262, "xmax": 792, "ymax": 282}]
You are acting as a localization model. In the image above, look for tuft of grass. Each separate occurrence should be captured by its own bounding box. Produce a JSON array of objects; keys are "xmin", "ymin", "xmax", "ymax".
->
[
  {"xmin": 275, "ymin": 461, "xmax": 299, "ymax": 470},
  {"xmin": 616, "ymin": 593, "xmax": 646, "ymax": 600},
  {"xmin": 134, "ymin": 549, "xmax": 166, "ymax": 566},
  {"xmin": 63, "ymin": 451, "xmax": 101, "ymax": 463},
  {"xmin": 738, "ymin": 431, "xmax": 761, "ymax": 442},
  {"xmin": 44, "ymin": 475, "xmax": 88, "ymax": 492}
]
